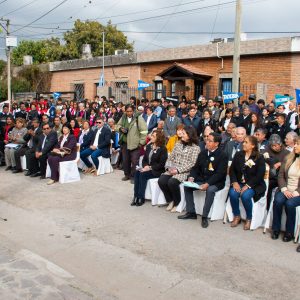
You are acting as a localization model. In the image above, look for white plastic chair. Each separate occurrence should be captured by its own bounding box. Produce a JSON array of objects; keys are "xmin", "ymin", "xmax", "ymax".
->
[
  {"xmin": 46, "ymin": 144, "xmax": 81, "ymax": 184},
  {"xmin": 193, "ymin": 176, "xmax": 230, "ymax": 221},
  {"xmin": 96, "ymin": 156, "xmax": 113, "ymax": 175},
  {"xmin": 21, "ymin": 155, "xmax": 27, "ymax": 170},
  {"xmin": 224, "ymin": 178, "xmax": 269, "ymax": 230},
  {"xmin": 111, "ymin": 151, "xmax": 119, "ymax": 165},
  {"xmin": 294, "ymin": 206, "xmax": 300, "ymax": 243},
  {"xmin": 263, "ymin": 188, "xmax": 287, "ymax": 233}
]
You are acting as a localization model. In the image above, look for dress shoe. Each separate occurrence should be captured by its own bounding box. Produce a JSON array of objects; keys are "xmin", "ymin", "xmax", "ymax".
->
[
  {"xmin": 12, "ymin": 169, "xmax": 22, "ymax": 174},
  {"xmin": 201, "ymin": 217, "xmax": 209, "ymax": 228},
  {"xmin": 231, "ymin": 216, "xmax": 241, "ymax": 227},
  {"xmin": 122, "ymin": 176, "xmax": 130, "ymax": 181},
  {"xmin": 30, "ymin": 172, "xmax": 41, "ymax": 178},
  {"xmin": 47, "ymin": 179, "xmax": 56, "ymax": 185},
  {"xmin": 136, "ymin": 198, "xmax": 145, "ymax": 206},
  {"xmin": 283, "ymin": 233, "xmax": 293, "ymax": 242},
  {"xmin": 271, "ymin": 231, "xmax": 279, "ymax": 240},
  {"xmin": 11, "ymin": 167, "xmax": 16, "ymax": 171},
  {"xmin": 40, "ymin": 175, "xmax": 46, "ymax": 180},
  {"xmin": 178, "ymin": 212, "xmax": 197, "ymax": 220},
  {"xmin": 5, "ymin": 166, "xmax": 12, "ymax": 171},
  {"xmin": 24, "ymin": 171, "xmax": 32, "ymax": 176},
  {"xmin": 297, "ymin": 245, "xmax": 300, "ymax": 253},
  {"xmin": 130, "ymin": 197, "xmax": 137, "ymax": 206},
  {"xmin": 243, "ymin": 219, "xmax": 251, "ymax": 230},
  {"xmin": 166, "ymin": 201, "xmax": 174, "ymax": 211}
]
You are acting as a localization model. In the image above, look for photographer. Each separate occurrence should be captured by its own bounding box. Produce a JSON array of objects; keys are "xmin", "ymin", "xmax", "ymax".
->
[{"xmin": 116, "ymin": 104, "xmax": 148, "ymax": 182}]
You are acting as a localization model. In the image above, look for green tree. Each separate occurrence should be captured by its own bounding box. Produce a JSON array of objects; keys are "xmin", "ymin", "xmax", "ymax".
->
[
  {"xmin": 0, "ymin": 59, "xmax": 6, "ymax": 75},
  {"xmin": 11, "ymin": 20, "xmax": 134, "ymax": 65},
  {"xmin": 62, "ymin": 20, "xmax": 133, "ymax": 59},
  {"xmin": 12, "ymin": 38, "xmax": 64, "ymax": 66}
]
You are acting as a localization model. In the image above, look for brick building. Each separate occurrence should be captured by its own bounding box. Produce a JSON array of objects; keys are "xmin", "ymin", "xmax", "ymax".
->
[{"xmin": 49, "ymin": 36, "xmax": 300, "ymax": 102}]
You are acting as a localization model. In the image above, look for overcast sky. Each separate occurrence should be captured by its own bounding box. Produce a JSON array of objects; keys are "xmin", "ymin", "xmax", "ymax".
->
[{"xmin": 0, "ymin": 0, "xmax": 299, "ymax": 60}]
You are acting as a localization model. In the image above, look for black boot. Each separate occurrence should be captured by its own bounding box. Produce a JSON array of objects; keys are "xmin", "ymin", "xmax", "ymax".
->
[
  {"xmin": 130, "ymin": 197, "xmax": 137, "ymax": 206},
  {"xmin": 136, "ymin": 198, "xmax": 145, "ymax": 206}
]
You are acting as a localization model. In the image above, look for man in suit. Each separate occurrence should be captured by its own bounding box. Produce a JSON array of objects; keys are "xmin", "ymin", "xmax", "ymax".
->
[
  {"xmin": 224, "ymin": 126, "xmax": 246, "ymax": 163},
  {"xmin": 270, "ymin": 113, "xmax": 290, "ymax": 141},
  {"xmin": 240, "ymin": 106, "xmax": 252, "ymax": 130},
  {"xmin": 163, "ymin": 107, "xmax": 182, "ymax": 139},
  {"xmin": 13, "ymin": 118, "xmax": 42, "ymax": 173},
  {"xmin": 255, "ymin": 128, "xmax": 268, "ymax": 153},
  {"xmin": 14, "ymin": 102, "xmax": 28, "ymax": 120},
  {"xmin": 28, "ymin": 123, "xmax": 58, "ymax": 178},
  {"xmin": 143, "ymin": 107, "xmax": 158, "ymax": 133},
  {"xmin": 80, "ymin": 117, "xmax": 111, "ymax": 172},
  {"xmin": 178, "ymin": 133, "xmax": 228, "ymax": 228}
]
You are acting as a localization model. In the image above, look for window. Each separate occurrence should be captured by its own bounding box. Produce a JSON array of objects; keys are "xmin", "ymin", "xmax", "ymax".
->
[
  {"xmin": 74, "ymin": 84, "xmax": 84, "ymax": 101},
  {"xmin": 155, "ymin": 81, "xmax": 163, "ymax": 99},
  {"xmin": 114, "ymin": 81, "xmax": 128, "ymax": 89},
  {"xmin": 221, "ymin": 78, "xmax": 232, "ymax": 93}
]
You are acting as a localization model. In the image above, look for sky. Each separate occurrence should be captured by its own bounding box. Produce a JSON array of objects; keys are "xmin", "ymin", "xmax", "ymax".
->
[{"xmin": 0, "ymin": 0, "xmax": 299, "ymax": 60}]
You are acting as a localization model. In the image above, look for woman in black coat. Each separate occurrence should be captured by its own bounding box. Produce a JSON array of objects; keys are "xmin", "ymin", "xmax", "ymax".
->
[
  {"xmin": 131, "ymin": 130, "xmax": 168, "ymax": 206},
  {"xmin": 229, "ymin": 135, "xmax": 266, "ymax": 230},
  {"xmin": 47, "ymin": 124, "xmax": 77, "ymax": 185},
  {"xmin": 78, "ymin": 120, "xmax": 93, "ymax": 152}
]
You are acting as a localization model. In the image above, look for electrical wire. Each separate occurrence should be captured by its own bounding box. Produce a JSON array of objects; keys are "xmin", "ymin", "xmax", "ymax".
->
[
  {"xmin": 11, "ymin": 0, "xmax": 69, "ymax": 34},
  {"xmin": 0, "ymin": 0, "xmax": 8, "ymax": 6},
  {"xmin": 1, "ymin": 0, "xmax": 40, "ymax": 18}
]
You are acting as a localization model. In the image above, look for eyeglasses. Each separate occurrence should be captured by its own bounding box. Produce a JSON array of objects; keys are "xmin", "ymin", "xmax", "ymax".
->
[
  {"xmin": 96, "ymin": 121, "xmax": 103, "ymax": 124},
  {"xmin": 204, "ymin": 135, "xmax": 209, "ymax": 138}
]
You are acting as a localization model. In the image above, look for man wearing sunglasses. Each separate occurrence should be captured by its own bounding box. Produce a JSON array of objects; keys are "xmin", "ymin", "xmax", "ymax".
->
[{"xmin": 80, "ymin": 117, "xmax": 111, "ymax": 173}]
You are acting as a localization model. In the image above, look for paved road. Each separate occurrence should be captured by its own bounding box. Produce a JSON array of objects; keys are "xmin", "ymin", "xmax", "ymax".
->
[{"xmin": 0, "ymin": 168, "xmax": 299, "ymax": 299}]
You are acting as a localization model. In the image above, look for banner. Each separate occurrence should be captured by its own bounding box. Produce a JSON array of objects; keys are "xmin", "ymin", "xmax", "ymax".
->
[
  {"xmin": 222, "ymin": 91, "xmax": 243, "ymax": 104},
  {"xmin": 295, "ymin": 89, "xmax": 300, "ymax": 105},
  {"xmin": 138, "ymin": 80, "xmax": 152, "ymax": 90}
]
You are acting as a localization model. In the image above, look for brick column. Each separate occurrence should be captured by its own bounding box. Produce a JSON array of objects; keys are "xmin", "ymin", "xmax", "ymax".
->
[{"xmin": 185, "ymin": 79, "xmax": 194, "ymax": 100}]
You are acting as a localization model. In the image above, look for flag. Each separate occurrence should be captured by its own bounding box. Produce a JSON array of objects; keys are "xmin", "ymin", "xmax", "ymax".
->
[
  {"xmin": 295, "ymin": 89, "xmax": 300, "ymax": 105},
  {"xmin": 99, "ymin": 72, "xmax": 105, "ymax": 87},
  {"xmin": 53, "ymin": 92, "xmax": 61, "ymax": 99},
  {"xmin": 138, "ymin": 80, "xmax": 152, "ymax": 90},
  {"xmin": 222, "ymin": 91, "xmax": 243, "ymax": 104},
  {"xmin": 274, "ymin": 94, "xmax": 291, "ymax": 107}
]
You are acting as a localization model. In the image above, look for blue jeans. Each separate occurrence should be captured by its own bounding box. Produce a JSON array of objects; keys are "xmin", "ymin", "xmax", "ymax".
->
[
  {"xmin": 80, "ymin": 148, "xmax": 103, "ymax": 169},
  {"xmin": 134, "ymin": 170, "xmax": 157, "ymax": 199},
  {"xmin": 229, "ymin": 184, "xmax": 255, "ymax": 220},
  {"xmin": 272, "ymin": 191, "xmax": 300, "ymax": 234}
]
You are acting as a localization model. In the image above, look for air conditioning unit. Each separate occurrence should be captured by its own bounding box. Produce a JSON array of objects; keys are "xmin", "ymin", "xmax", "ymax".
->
[{"xmin": 115, "ymin": 49, "xmax": 129, "ymax": 55}]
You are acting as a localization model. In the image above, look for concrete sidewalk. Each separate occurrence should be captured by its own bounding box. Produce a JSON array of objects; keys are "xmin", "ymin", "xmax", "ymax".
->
[{"xmin": 0, "ymin": 168, "xmax": 299, "ymax": 299}]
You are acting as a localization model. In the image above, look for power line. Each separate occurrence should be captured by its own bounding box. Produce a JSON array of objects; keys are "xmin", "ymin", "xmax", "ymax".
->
[
  {"xmin": 11, "ymin": 0, "xmax": 69, "ymax": 34},
  {"xmin": 1, "ymin": 0, "xmax": 40, "ymax": 18},
  {"xmin": 0, "ymin": 0, "xmax": 8, "ymax": 5}
]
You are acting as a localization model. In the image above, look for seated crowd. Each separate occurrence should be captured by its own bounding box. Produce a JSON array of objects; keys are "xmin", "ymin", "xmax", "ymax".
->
[{"xmin": 0, "ymin": 93, "xmax": 299, "ymax": 253}]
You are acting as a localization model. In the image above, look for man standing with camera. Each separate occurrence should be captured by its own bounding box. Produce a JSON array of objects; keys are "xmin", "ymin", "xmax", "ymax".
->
[{"xmin": 116, "ymin": 104, "xmax": 147, "ymax": 182}]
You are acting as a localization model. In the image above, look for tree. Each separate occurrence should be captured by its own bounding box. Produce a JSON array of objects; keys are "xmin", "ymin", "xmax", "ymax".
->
[
  {"xmin": 63, "ymin": 20, "xmax": 133, "ymax": 59},
  {"xmin": 11, "ymin": 20, "xmax": 134, "ymax": 65},
  {"xmin": 11, "ymin": 38, "xmax": 64, "ymax": 66},
  {"xmin": 0, "ymin": 59, "xmax": 6, "ymax": 76}
]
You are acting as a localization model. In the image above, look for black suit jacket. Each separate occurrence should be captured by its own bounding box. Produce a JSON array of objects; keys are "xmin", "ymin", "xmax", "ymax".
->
[
  {"xmin": 23, "ymin": 127, "xmax": 43, "ymax": 150},
  {"xmin": 198, "ymin": 118, "xmax": 217, "ymax": 135},
  {"xmin": 37, "ymin": 130, "xmax": 58, "ymax": 155},
  {"xmin": 142, "ymin": 144, "xmax": 168, "ymax": 177},
  {"xmin": 229, "ymin": 151, "xmax": 266, "ymax": 202},
  {"xmin": 190, "ymin": 147, "xmax": 228, "ymax": 190},
  {"xmin": 240, "ymin": 114, "xmax": 252, "ymax": 130},
  {"xmin": 90, "ymin": 126, "xmax": 111, "ymax": 158}
]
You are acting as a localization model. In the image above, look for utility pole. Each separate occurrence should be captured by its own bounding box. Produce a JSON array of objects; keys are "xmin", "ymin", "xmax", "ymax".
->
[
  {"xmin": 102, "ymin": 31, "xmax": 105, "ymax": 86},
  {"xmin": 232, "ymin": 0, "xmax": 241, "ymax": 106},
  {"xmin": 0, "ymin": 18, "xmax": 11, "ymax": 106}
]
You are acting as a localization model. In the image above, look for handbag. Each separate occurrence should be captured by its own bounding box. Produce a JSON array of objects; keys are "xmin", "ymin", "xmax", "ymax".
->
[{"xmin": 50, "ymin": 147, "xmax": 71, "ymax": 158}]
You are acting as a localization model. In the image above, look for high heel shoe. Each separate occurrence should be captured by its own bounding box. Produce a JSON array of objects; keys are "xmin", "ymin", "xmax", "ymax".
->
[{"xmin": 231, "ymin": 216, "xmax": 241, "ymax": 227}]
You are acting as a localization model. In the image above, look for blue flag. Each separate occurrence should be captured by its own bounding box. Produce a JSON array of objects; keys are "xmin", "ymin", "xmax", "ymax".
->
[
  {"xmin": 274, "ymin": 94, "xmax": 291, "ymax": 107},
  {"xmin": 295, "ymin": 89, "xmax": 300, "ymax": 105},
  {"xmin": 138, "ymin": 80, "xmax": 152, "ymax": 90},
  {"xmin": 53, "ymin": 92, "xmax": 61, "ymax": 99},
  {"xmin": 99, "ymin": 72, "xmax": 105, "ymax": 87},
  {"xmin": 222, "ymin": 91, "xmax": 243, "ymax": 104}
]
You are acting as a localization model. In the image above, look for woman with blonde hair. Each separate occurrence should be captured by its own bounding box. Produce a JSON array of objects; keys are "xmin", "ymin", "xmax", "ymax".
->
[
  {"xmin": 271, "ymin": 136, "xmax": 300, "ymax": 243},
  {"xmin": 166, "ymin": 124, "xmax": 184, "ymax": 154}
]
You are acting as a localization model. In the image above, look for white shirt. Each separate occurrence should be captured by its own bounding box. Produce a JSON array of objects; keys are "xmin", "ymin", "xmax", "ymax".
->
[
  {"xmin": 60, "ymin": 134, "xmax": 69, "ymax": 148},
  {"xmin": 93, "ymin": 128, "xmax": 102, "ymax": 147},
  {"xmin": 147, "ymin": 114, "xmax": 153, "ymax": 127},
  {"xmin": 41, "ymin": 135, "xmax": 47, "ymax": 150},
  {"xmin": 127, "ymin": 117, "xmax": 132, "ymax": 123}
]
